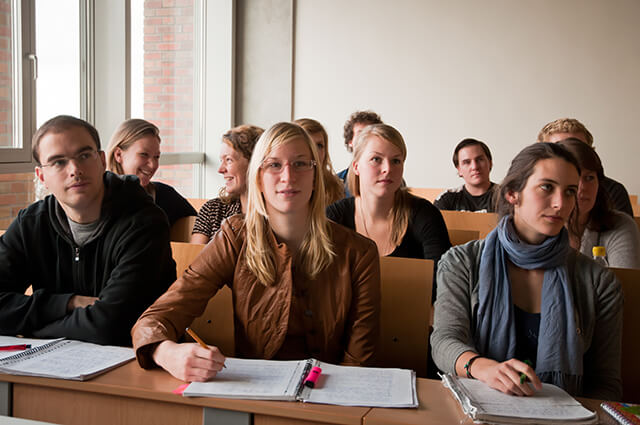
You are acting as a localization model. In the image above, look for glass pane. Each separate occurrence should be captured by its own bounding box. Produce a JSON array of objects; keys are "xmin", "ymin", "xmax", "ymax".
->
[
  {"xmin": 131, "ymin": 0, "xmax": 199, "ymax": 195},
  {"xmin": 0, "ymin": 0, "xmax": 14, "ymax": 148},
  {"xmin": 35, "ymin": 0, "xmax": 79, "ymax": 126},
  {"xmin": 155, "ymin": 163, "xmax": 200, "ymax": 198}
]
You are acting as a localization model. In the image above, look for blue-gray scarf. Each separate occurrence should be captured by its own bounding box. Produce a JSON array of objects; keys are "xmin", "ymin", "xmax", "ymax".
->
[{"xmin": 475, "ymin": 216, "xmax": 583, "ymax": 395}]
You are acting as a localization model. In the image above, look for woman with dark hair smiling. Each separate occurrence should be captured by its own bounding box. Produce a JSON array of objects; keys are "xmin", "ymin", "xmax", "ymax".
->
[
  {"xmin": 557, "ymin": 138, "xmax": 640, "ymax": 268},
  {"xmin": 431, "ymin": 143, "xmax": 622, "ymax": 401}
]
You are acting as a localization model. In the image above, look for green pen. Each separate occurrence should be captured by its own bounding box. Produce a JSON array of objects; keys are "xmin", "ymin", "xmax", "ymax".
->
[{"xmin": 520, "ymin": 359, "xmax": 533, "ymax": 384}]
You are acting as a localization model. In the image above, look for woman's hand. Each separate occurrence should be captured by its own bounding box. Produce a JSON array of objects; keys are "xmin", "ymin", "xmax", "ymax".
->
[
  {"xmin": 472, "ymin": 357, "xmax": 543, "ymax": 396},
  {"xmin": 152, "ymin": 340, "xmax": 226, "ymax": 382}
]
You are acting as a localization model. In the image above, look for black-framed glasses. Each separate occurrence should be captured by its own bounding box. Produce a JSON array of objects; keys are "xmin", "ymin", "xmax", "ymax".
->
[
  {"xmin": 39, "ymin": 150, "xmax": 100, "ymax": 173},
  {"xmin": 261, "ymin": 159, "xmax": 316, "ymax": 174}
]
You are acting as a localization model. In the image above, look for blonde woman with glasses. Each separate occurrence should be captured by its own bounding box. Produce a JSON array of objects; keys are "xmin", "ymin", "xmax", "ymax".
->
[{"xmin": 132, "ymin": 122, "xmax": 380, "ymax": 382}]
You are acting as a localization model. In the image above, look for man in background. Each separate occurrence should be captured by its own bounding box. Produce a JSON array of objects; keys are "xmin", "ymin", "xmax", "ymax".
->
[
  {"xmin": 537, "ymin": 118, "xmax": 633, "ymax": 216},
  {"xmin": 337, "ymin": 110, "xmax": 383, "ymax": 197},
  {"xmin": 0, "ymin": 115, "xmax": 175, "ymax": 345},
  {"xmin": 434, "ymin": 138, "xmax": 497, "ymax": 212}
]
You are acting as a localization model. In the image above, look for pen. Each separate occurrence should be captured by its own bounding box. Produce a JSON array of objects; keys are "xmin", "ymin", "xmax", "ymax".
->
[
  {"xmin": 185, "ymin": 327, "xmax": 226, "ymax": 368},
  {"xmin": 0, "ymin": 344, "xmax": 31, "ymax": 351},
  {"xmin": 520, "ymin": 359, "xmax": 533, "ymax": 384}
]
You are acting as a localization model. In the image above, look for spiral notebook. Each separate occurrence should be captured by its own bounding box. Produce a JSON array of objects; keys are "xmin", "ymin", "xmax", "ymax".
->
[
  {"xmin": 183, "ymin": 357, "xmax": 418, "ymax": 408},
  {"xmin": 441, "ymin": 373, "xmax": 597, "ymax": 424},
  {"xmin": 601, "ymin": 402, "xmax": 640, "ymax": 425},
  {"xmin": 0, "ymin": 336, "xmax": 134, "ymax": 381}
]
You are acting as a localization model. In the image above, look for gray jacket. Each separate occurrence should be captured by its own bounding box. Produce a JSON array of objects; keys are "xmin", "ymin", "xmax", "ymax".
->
[
  {"xmin": 431, "ymin": 239, "xmax": 623, "ymax": 400},
  {"xmin": 580, "ymin": 210, "xmax": 640, "ymax": 269}
]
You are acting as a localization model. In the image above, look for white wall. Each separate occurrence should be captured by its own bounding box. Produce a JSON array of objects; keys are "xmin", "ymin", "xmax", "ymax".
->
[{"xmin": 293, "ymin": 0, "xmax": 640, "ymax": 195}]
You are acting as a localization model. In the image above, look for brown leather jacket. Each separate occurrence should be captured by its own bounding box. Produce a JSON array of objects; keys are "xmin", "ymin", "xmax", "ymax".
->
[{"xmin": 132, "ymin": 215, "xmax": 380, "ymax": 368}]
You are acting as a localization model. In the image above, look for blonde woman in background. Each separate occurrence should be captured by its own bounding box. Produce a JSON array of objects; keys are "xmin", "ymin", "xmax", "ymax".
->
[
  {"xmin": 132, "ymin": 122, "xmax": 380, "ymax": 382},
  {"xmin": 106, "ymin": 119, "xmax": 196, "ymax": 226},
  {"xmin": 190, "ymin": 125, "xmax": 263, "ymax": 243},
  {"xmin": 294, "ymin": 118, "xmax": 345, "ymax": 205},
  {"xmin": 326, "ymin": 124, "xmax": 451, "ymax": 263}
]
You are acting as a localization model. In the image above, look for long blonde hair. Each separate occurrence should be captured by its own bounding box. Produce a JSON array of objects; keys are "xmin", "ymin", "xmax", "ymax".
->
[
  {"xmin": 245, "ymin": 122, "xmax": 335, "ymax": 285},
  {"xmin": 347, "ymin": 124, "xmax": 411, "ymax": 246},
  {"xmin": 294, "ymin": 118, "xmax": 345, "ymax": 205},
  {"xmin": 106, "ymin": 119, "xmax": 160, "ymax": 174}
]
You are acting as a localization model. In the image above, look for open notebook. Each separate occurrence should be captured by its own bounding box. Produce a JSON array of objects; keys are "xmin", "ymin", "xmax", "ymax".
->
[
  {"xmin": 183, "ymin": 357, "xmax": 418, "ymax": 408},
  {"xmin": 0, "ymin": 336, "xmax": 134, "ymax": 381},
  {"xmin": 441, "ymin": 373, "xmax": 597, "ymax": 425}
]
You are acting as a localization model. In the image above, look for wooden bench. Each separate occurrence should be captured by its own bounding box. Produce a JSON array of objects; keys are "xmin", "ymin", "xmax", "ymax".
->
[
  {"xmin": 408, "ymin": 187, "xmax": 444, "ymax": 203},
  {"xmin": 378, "ymin": 257, "xmax": 433, "ymax": 378},
  {"xmin": 440, "ymin": 210, "xmax": 498, "ymax": 238},
  {"xmin": 170, "ymin": 242, "xmax": 235, "ymax": 356},
  {"xmin": 448, "ymin": 229, "xmax": 479, "ymax": 246},
  {"xmin": 611, "ymin": 267, "xmax": 640, "ymax": 403},
  {"xmin": 169, "ymin": 216, "xmax": 196, "ymax": 242},
  {"xmin": 187, "ymin": 198, "xmax": 208, "ymax": 213}
]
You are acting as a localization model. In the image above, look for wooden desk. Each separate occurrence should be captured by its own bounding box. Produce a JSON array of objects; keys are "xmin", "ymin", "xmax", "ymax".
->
[
  {"xmin": 363, "ymin": 379, "xmax": 614, "ymax": 425},
  {"xmin": 1, "ymin": 365, "xmax": 616, "ymax": 425},
  {"xmin": 0, "ymin": 361, "xmax": 370, "ymax": 425}
]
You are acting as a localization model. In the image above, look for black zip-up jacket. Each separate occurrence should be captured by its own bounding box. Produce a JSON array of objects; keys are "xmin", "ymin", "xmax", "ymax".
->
[{"xmin": 0, "ymin": 172, "xmax": 176, "ymax": 346}]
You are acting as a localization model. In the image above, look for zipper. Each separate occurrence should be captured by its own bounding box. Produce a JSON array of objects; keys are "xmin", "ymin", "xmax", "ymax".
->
[{"xmin": 74, "ymin": 247, "xmax": 80, "ymax": 262}]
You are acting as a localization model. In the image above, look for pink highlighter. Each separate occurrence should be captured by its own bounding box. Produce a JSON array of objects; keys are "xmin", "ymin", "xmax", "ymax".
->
[{"xmin": 304, "ymin": 366, "xmax": 322, "ymax": 388}]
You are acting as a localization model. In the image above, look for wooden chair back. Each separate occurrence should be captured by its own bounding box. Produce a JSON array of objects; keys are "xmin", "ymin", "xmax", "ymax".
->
[
  {"xmin": 170, "ymin": 242, "xmax": 235, "ymax": 356},
  {"xmin": 611, "ymin": 267, "xmax": 640, "ymax": 402},
  {"xmin": 169, "ymin": 216, "xmax": 196, "ymax": 242},
  {"xmin": 441, "ymin": 210, "xmax": 498, "ymax": 238},
  {"xmin": 634, "ymin": 216, "xmax": 640, "ymax": 230},
  {"xmin": 377, "ymin": 256, "xmax": 433, "ymax": 378},
  {"xmin": 408, "ymin": 187, "xmax": 444, "ymax": 203},
  {"xmin": 448, "ymin": 229, "xmax": 479, "ymax": 246},
  {"xmin": 633, "ymin": 204, "xmax": 640, "ymax": 218},
  {"xmin": 629, "ymin": 194, "xmax": 638, "ymax": 206},
  {"xmin": 187, "ymin": 198, "xmax": 208, "ymax": 213}
]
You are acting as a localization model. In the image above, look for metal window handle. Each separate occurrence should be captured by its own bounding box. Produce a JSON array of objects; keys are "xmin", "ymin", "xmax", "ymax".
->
[{"xmin": 27, "ymin": 53, "xmax": 37, "ymax": 80}]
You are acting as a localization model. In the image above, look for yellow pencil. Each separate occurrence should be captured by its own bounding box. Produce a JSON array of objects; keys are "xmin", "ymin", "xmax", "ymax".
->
[{"xmin": 185, "ymin": 327, "xmax": 226, "ymax": 368}]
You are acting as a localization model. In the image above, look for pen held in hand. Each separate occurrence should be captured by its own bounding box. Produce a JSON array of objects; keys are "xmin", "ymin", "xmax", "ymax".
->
[
  {"xmin": 185, "ymin": 327, "xmax": 226, "ymax": 368},
  {"xmin": 520, "ymin": 359, "xmax": 533, "ymax": 384}
]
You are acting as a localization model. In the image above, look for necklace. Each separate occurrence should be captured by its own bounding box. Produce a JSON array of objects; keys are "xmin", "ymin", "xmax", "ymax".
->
[{"xmin": 357, "ymin": 197, "xmax": 394, "ymax": 255}]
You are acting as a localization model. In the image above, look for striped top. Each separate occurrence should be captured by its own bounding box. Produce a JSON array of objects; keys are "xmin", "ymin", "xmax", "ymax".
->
[{"xmin": 191, "ymin": 197, "xmax": 242, "ymax": 241}]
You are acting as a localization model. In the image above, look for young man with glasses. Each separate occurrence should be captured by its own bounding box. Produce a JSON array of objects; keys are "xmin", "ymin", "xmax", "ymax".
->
[{"xmin": 0, "ymin": 115, "xmax": 176, "ymax": 346}]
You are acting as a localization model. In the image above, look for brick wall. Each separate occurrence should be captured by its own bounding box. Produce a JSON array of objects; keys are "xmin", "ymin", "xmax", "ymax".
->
[
  {"xmin": 0, "ymin": 2, "xmax": 34, "ymax": 230},
  {"xmin": 143, "ymin": 0, "xmax": 196, "ymax": 197},
  {"xmin": 0, "ymin": 173, "xmax": 36, "ymax": 229}
]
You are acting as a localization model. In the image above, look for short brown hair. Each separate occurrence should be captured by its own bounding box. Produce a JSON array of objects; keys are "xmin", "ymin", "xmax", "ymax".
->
[
  {"xmin": 537, "ymin": 118, "xmax": 594, "ymax": 147},
  {"xmin": 452, "ymin": 138, "xmax": 492, "ymax": 167},
  {"xmin": 343, "ymin": 110, "xmax": 382, "ymax": 152},
  {"xmin": 32, "ymin": 115, "xmax": 101, "ymax": 165},
  {"xmin": 106, "ymin": 119, "xmax": 160, "ymax": 175}
]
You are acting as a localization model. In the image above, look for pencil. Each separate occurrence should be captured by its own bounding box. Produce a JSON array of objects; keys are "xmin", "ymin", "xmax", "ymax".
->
[
  {"xmin": 185, "ymin": 327, "xmax": 226, "ymax": 368},
  {"xmin": 520, "ymin": 359, "xmax": 533, "ymax": 384}
]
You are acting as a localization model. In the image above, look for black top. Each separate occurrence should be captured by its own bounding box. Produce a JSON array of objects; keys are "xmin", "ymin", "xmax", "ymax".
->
[
  {"xmin": 153, "ymin": 181, "xmax": 197, "ymax": 226},
  {"xmin": 601, "ymin": 176, "xmax": 633, "ymax": 217},
  {"xmin": 433, "ymin": 183, "xmax": 497, "ymax": 213},
  {"xmin": 0, "ymin": 172, "xmax": 176, "ymax": 346},
  {"xmin": 326, "ymin": 194, "xmax": 451, "ymax": 262},
  {"xmin": 514, "ymin": 305, "xmax": 541, "ymax": 367}
]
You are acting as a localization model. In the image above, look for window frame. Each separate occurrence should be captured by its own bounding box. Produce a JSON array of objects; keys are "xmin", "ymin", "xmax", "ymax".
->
[{"xmin": 0, "ymin": 0, "xmax": 36, "ymax": 170}]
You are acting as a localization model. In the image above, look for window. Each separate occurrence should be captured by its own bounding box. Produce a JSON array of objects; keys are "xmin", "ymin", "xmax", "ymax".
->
[
  {"xmin": 35, "ymin": 0, "xmax": 80, "ymax": 127},
  {"xmin": 130, "ymin": 0, "xmax": 203, "ymax": 198},
  {"xmin": 0, "ymin": 0, "xmax": 35, "ymax": 165}
]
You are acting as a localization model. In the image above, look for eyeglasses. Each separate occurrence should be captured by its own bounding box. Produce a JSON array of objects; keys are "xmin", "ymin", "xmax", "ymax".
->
[
  {"xmin": 261, "ymin": 159, "xmax": 316, "ymax": 174},
  {"xmin": 39, "ymin": 149, "xmax": 100, "ymax": 173}
]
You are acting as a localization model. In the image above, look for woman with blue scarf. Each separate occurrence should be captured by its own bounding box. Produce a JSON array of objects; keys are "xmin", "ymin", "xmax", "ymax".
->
[{"xmin": 431, "ymin": 143, "xmax": 622, "ymax": 400}]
